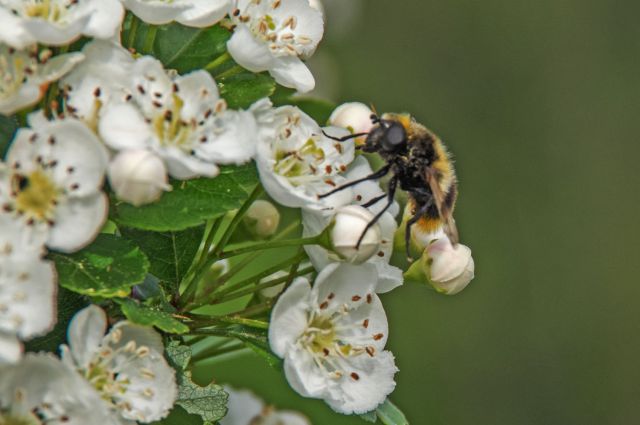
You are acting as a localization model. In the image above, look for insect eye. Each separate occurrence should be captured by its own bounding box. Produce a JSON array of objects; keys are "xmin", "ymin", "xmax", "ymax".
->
[{"xmin": 382, "ymin": 123, "xmax": 406, "ymax": 150}]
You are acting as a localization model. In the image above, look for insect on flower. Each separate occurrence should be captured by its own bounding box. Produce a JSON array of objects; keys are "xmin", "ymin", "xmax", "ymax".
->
[{"xmin": 320, "ymin": 112, "xmax": 460, "ymax": 260}]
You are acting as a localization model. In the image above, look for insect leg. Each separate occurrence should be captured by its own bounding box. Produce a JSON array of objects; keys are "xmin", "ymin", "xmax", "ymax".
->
[
  {"xmin": 321, "ymin": 130, "xmax": 368, "ymax": 142},
  {"xmin": 356, "ymin": 176, "xmax": 398, "ymax": 249},
  {"xmin": 404, "ymin": 198, "xmax": 434, "ymax": 260},
  {"xmin": 361, "ymin": 193, "xmax": 386, "ymax": 208},
  {"xmin": 318, "ymin": 164, "xmax": 391, "ymax": 199}
]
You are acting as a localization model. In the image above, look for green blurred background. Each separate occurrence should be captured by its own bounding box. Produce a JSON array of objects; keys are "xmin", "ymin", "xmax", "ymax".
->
[{"xmin": 195, "ymin": 1, "xmax": 640, "ymax": 423}]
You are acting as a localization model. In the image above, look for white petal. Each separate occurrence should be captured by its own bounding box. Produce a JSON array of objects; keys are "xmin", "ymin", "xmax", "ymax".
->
[
  {"xmin": 312, "ymin": 263, "xmax": 379, "ymax": 313},
  {"xmin": 220, "ymin": 386, "xmax": 264, "ymax": 425},
  {"xmin": 271, "ymin": 411, "xmax": 312, "ymax": 425},
  {"xmin": 174, "ymin": 70, "xmax": 220, "ymax": 121},
  {"xmin": 0, "ymin": 83, "xmax": 41, "ymax": 115},
  {"xmin": 0, "ymin": 9, "xmax": 34, "ymax": 48},
  {"xmin": 67, "ymin": 305, "xmax": 108, "ymax": 370},
  {"xmin": 269, "ymin": 56, "xmax": 315, "ymax": 93},
  {"xmin": 99, "ymin": 103, "xmax": 153, "ymax": 150},
  {"xmin": 130, "ymin": 57, "xmax": 174, "ymax": 116},
  {"xmin": 268, "ymin": 277, "xmax": 311, "ymax": 357},
  {"xmin": 122, "ymin": 0, "xmax": 191, "ymax": 25},
  {"xmin": 0, "ymin": 332, "xmax": 22, "ymax": 365},
  {"xmin": 227, "ymin": 25, "xmax": 275, "ymax": 72},
  {"xmin": 283, "ymin": 345, "xmax": 334, "ymax": 398},
  {"xmin": 40, "ymin": 52, "xmax": 85, "ymax": 82},
  {"xmin": 108, "ymin": 321, "xmax": 164, "ymax": 354},
  {"xmin": 20, "ymin": 14, "xmax": 91, "ymax": 46},
  {"xmin": 177, "ymin": 0, "xmax": 230, "ymax": 27},
  {"xmin": 197, "ymin": 110, "xmax": 258, "ymax": 164},
  {"xmin": 48, "ymin": 193, "xmax": 108, "ymax": 253},
  {"xmin": 84, "ymin": 0, "xmax": 125, "ymax": 39},
  {"xmin": 159, "ymin": 148, "xmax": 220, "ymax": 179},
  {"xmin": 326, "ymin": 350, "xmax": 397, "ymax": 414}
]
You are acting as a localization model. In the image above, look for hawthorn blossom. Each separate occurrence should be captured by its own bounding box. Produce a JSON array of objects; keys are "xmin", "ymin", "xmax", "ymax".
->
[
  {"xmin": 255, "ymin": 103, "xmax": 355, "ymax": 209},
  {"xmin": 108, "ymin": 149, "xmax": 171, "ymax": 206},
  {"xmin": 221, "ymin": 386, "xmax": 311, "ymax": 425},
  {"xmin": 1, "ymin": 116, "xmax": 109, "ymax": 253},
  {"xmin": 99, "ymin": 56, "xmax": 259, "ymax": 180},
  {"xmin": 0, "ymin": 0, "xmax": 124, "ymax": 49},
  {"xmin": 328, "ymin": 102, "xmax": 374, "ymax": 145},
  {"xmin": 0, "ymin": 213, "xmax": 55, "ymax": 364},
  {"xmin": 0, "ymin": 354, "xmax": 117, "ymax": 425},
  {"xmin": 417, "ymin": 234, "xmax": 474, "ymax": 295},
  {"xmin": 228, "ymin": 0, "xmax": 324, "ymax": 93},
  {"xmin": 61, "ymin": 40, "xmax": 135, "ymax": 128},
  {"xmin": 0, "ymin": 44, "xmax": 84, "ymax": 115},
  {"xmin": 123, "ymin": 0, "xmax": 230, "ymax": 27},
  {"xmin": 61, "ymin": 305, "xmax": 177, "ymax": 424},
  {"xmin": 269, "ymin": 263, "xmax": 398, "ymax": 414},
  {"xmin": 302, "ymin": 157, "xmax": 403, "ymax": 293}
]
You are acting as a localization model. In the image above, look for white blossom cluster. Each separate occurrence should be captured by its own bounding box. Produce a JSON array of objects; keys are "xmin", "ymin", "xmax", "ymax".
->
[{"xmin": 0, "ymin": 0, "xmax": 475, "ymax": 422}]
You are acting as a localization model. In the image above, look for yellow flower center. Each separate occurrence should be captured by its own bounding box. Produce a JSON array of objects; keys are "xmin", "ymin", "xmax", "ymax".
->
[{"xmin": 13, "ymin": 170, "xmax": 59, "ymax": 222}]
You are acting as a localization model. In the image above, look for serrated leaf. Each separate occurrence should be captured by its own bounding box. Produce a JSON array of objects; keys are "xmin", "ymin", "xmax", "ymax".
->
[
  {"xmin": 0, "ymin": 114, "xmax": 17, "ymax": 158},
  {"xmin": 218, "ymin": 72, "xmax": 276, "ymax": 109},
  {"xmin": 360, "ymin": 411, "xmax": 378, "ymax": 423},
  {"xmin": 151, "ymin": 405, "xmax": 205, "ymax": 425},
  {"xmin": 120, "ymin": 225, "xmax": 204, "ymax": 294},
  {"xmin": 110, "ymin": 164, "xmax": 258, "ymax": 232},
  {"xmin": 116, "ymin": 298, "xmax": 189, "ymax": 334},
  {"xmin": 50, "ymin": 234, "xmax": 149, "ymax": 298},
  {"xmin": 376, "ymin": 399, "xmax": 409, "ymax": 425},
  {"xmin": 165, "ymin": 342, "xmax": 228, "ymax": 422}
]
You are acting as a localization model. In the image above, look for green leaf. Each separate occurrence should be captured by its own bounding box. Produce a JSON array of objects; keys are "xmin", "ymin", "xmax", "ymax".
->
[
  {"xmin": 151, "ymin": 405, "xmax": 205, "ymax": 425},
  {"xmin": 24, "ymin": 287, "xmax": 88, "ymax": 353},
  {"xmin": 376, "ymin": 399, "xmax": 409, "ymax": 425},
  {"xmin": 116, "ymin": 298, "xmax": 189, "ymax": 334},
  {"xmin": 120, "ymin": 225, "xmax": 205, "ymax": 294},
  {"xmin": 218, "ymin": 72, "xmax": 276, "ymax": 109},
  {"xmin": 50, "ymin": 234, "xmax": 149, "ymax": 298},
  {"xmin": 110, "ymin": 164, "xmax": 258, "ymax": 232},
  {"xmin": 0, "ymin": 114, "xmax": 17, "ymax": 158},
  {"xmin": 166, "ymin": 342, "xmax": 228, "ymax": 423}
]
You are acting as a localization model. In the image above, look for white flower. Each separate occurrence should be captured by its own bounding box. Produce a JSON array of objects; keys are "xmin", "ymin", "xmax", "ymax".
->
[
  {"xmin": 61, "ymin": 40, "xmax": 135, "ymax": 128},
  {"xmin": 325, "ymin": 205, "xmax": 381, "ymax": 264},
  {"xmin": 255, "ymin": 103, "xmax": 355, "ymax": 208},
  {"xmin": 269, "ymin": 263, "xmax": 398, "ymax": 415},
  {"xmin": 1, "ymin": 116, "xmax": 109, "ymax": 253},
  {"xmin": 244, "ymin": 199, "xmax": 281, "ymax": 238},
  {"xmin": 123, "ymin": 0, "xmax": 230, "ymax": 27},
  {"xmin": 0, "ymin": 353, "xmax": 118, "ymax": 425},
  {"xmin": 61, "ymin": 305, "xmax": 177, "ymax": 424},
  {"xmin": 0, "ymin": 45, "xmax": 84, "ymax": 115},
  {"xmin": 99, "ymin": 56, "xmax": 258, "ymax": 180},
  {"xmin": 221, "ymin": 386, "xmax": 311, "ymax": 425},
  {"xmin": 228, "ymin": 0, "xmax": 324, "ymax": 93},
  {"xmin": 0, "ymin": 213, "xmax": 56, "ymax": 365},
  {"xmin": 302, "ymin": 157, "xmax": 403, "ymax": 293},
  {"xmin": 328, "ymin": 102, "xmax": 374, "ymax": 145},
  {"xmin": 422, "ymin": 236, "xmax": 474, "ymax": 295},
  {"xmin": 0, "ymin": 0, "xmax": 124, "ymax": 49},
  {"xmin": 108, "ymin": 149, "xmax": 171, "ymax": 206}
]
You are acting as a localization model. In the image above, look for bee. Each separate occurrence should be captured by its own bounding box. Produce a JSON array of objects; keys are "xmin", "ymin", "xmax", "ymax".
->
[{"xmin": 320, "ymin": 112, "xmax": 459, "ymax": 259}]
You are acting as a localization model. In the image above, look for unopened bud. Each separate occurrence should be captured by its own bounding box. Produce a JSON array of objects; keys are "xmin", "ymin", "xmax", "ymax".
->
[
  {"xmin": 329, "ymin": 102, "xmax": 374, "ymax": 144},
  {"xmin": 244, "ymin": 200, "xmax": 281, "ymax": 238},
  {"xmin": 308, "ymin": 0, "xmax": 325, "ymax": 15},
  {"xmin": 108, "ymin": 149, "xmax": 171, "ymax": 206},
  {"xmin": 328, "ymin": 205, "xmax": 381, "ymax": 264},
  {"xmin": 422, "ymin": 237, "xmax": 474, "ymax": 295}
]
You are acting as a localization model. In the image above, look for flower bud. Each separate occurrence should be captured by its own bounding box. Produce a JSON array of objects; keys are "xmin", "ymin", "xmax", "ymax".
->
[
  {"xmin": 423, "ymin": 237, "xmax": 474, "ymax": 295},
  {"xmin": 329, "ymin": 102, "xmax": 374, "ymax": 144},
  {"xmin": 328, "ymin": 205, "xmax": 381, "ymax": 264},
  {"xmin": 244, "ymin": 200, "xmax": 281, "ymax": 238},
  {"xmin": 308, "ymin": 0, "xmax": 325, "ymax": 15},
  {"xmin": 108, "ymin": 149, "xmax": 171, "ymax": 206}
]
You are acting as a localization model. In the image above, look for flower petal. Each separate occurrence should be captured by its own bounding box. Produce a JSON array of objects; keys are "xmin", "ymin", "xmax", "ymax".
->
[
  {"xmin": 177, "ymin": 0, "xmax": 230, "ymax": 27},
  {"xmin": 227, "ymin": 25, "xmax": 275, "ymax": 72},
  {"xmin": 84, "ymin": 0, "xmax": 125, "ymax": 40},
  {"xmin": 269, "ymin": 56, "xmax": 315, "ymax": 93},
  {"xmin": 0, "ymin": 332, "xmax": 22, "ymax": 365},
  {"xmin": 66, "ymin": 305, "xmax": 108, "ymax": 370},
  {"xmin": 269, "ymin": 277, "xmax": 311, "ymax": 357},
  {"xmin": 48, "ymin": 193, "xmax": 108, "ymax": 253},
  {"xmin": 99, "ymin": 103, "xmax": 153, "ymax": 150}
]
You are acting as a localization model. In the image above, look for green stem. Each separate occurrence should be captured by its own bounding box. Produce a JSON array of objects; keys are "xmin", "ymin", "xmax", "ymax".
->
[
  {"xmin": 236, "ymin": 302, "xmax": 273, "ymax": 318},
  {"xmin": 218, "ymin": 235, "xmax": 320, "ymax": 259},
  {"xmin": 191, "ymin": 343, "xmax": 246, "ymax": 363},
  {"xmin": 214, "ymin": 185, "xmax": 263, "ymax": 255},
  {"xmin": 190, "ymin": 315, "xmax": 269, "ymax": 330},
  {"xmin": 143, "ymin": 25, "xmax": 158, "ymax": 53},
  {"xmin": 212, "ymin": 266, "xmax": 314, "ymax": 304},
  {"xmin": 216, "ymin": 64, "xmax": 245, "ymax": 79},
  {"xmin": 183, "ymin": 335, "xmax": 206, "ymax": 346},
  {"xmin": 126, "ymin": 14, "xmax": 140, "ymax": 49},
  {"xmin": 205, "ymin": 52, "xmax": 231, "ymax": 72}
]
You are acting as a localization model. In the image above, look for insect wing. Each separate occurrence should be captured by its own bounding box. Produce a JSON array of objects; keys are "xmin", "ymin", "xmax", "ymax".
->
[{"xmin": 425, "ymin": 167, "xmax": 459, "ymax": 244}]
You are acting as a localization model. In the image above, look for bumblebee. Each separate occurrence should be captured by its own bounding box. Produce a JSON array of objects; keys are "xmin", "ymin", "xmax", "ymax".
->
[{"xmin": 320, "ymin": 112, "xmax": 459, "ymax": 259}]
